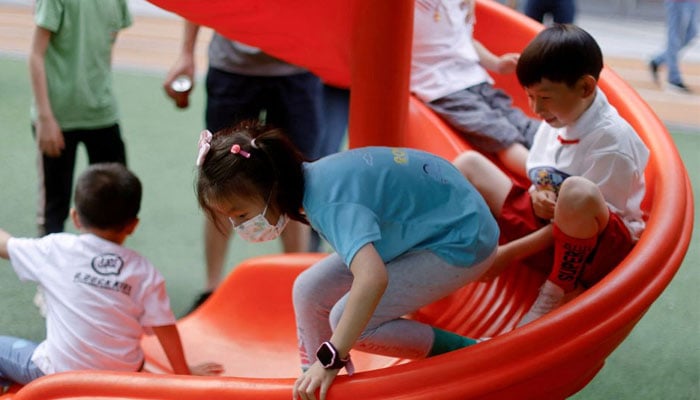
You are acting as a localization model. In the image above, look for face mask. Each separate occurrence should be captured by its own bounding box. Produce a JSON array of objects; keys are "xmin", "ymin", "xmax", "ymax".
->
[{"xmin": 231, "ymin": 204, "xmax": 289, "ymax": 243}]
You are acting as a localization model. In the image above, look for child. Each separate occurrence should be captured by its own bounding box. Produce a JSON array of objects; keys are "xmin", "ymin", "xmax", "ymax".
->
[
  {"xmin": 0, "ymin": 163, "xmax": 223, "ymax": 386},
  {"xmin": 412, "ymin": 0, "xmax": 540, "ymax": 177},
  {"xmin": 454, "ymin": 24, "xmax": 650, "ymax": 326},
  {"xmin": 29, "ymin": 0, "xmax": 131, "ymax": 236},
  {"xmin": 195, "ymin": 123, "xmax": 500, "ymax": 400}
]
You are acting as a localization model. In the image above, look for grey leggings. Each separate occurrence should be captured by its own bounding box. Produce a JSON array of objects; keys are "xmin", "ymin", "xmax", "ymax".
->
[{"xmin": 292, "ymin": 249, "xmax": 496, "ymax": 368}]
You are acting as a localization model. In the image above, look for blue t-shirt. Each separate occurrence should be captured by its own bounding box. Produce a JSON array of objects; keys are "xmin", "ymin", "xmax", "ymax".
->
[{"xmin": 303, "ymin": 147, "xmax": 499, "ymax": 267}]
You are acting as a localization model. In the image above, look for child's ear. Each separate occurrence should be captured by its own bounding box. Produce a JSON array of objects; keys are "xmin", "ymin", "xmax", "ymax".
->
[
  {"xmin": 123, "ymin": 218, "xmax": 140, "ymax": 236},
  {"xmin": 579, "ymin": 75, "xmax": 597, "ymax": 98},
  {"xmin": 70, "ymin": 208, "xmax": 82, "ymax": 230}
]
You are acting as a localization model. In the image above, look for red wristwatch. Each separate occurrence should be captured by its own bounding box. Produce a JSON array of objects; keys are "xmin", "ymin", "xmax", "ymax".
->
[{"xmin": 316, "ymin": 341, "xmax": 354, "ymax": 375}]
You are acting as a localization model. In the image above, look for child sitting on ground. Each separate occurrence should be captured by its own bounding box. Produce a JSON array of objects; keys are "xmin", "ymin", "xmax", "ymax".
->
[
  {"xmin": 0, "ymin": 163, "xmax": 223, "ymax": 387},
  {"xmin": 412, "ymin": 0, "xmax": 540, "ymax": 178},
  {"xmin": 454, "ymin": 24, "xmax": 649, "ymax": 326}
]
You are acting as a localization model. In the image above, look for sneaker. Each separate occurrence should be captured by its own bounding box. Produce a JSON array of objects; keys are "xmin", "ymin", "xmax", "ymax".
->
[
  {"xmin": 517, "ymin": 280, "xmax": 565, "ymax": 327},
  {"xmin": 185, "ymin": 290, "xmax": 213, "ymax": 315},
  {"xmin": 667, "ymin": 81, "xmax": 693, "ymax": 94},
  {"xmin": 649, "ymin": 60, "xmax": 659, "ymax": 84}
]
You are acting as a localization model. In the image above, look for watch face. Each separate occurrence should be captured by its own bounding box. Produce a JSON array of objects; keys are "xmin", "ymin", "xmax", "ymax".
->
[{"xmin": 316, "ymin": 342, "xmax": 336, "ymax": 367}]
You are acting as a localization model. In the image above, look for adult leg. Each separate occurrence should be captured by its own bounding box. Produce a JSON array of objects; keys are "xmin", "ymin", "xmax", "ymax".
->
[
  {"xmin": 268, "ymin": 72, "xmax": 325, "ymax": 252},
  {"xmin": 664, "ymin": 1, "xmax": 683, "ymax": 85},
  {"xmin": 328, "ymin": 250, "xmax": 496, "ymax": 359},
  {"xmin": 551, "ymin": 0, "xmax": 576, "ymax": 24},
  {"xmin": 36, "ymin": 129, "xmax": 79, "ymax": 236},
  {"xmin": 270, "ymin": 72, "xmax": 325, "ymax": 160},
  {"xmin": 308, "ymin": 84, "xmax": 350, "ymax": 252},
  {"xmin": 524, "ymin": 0, "xmax": 546, "ymax": 22},
  {"xmin": 669, "ymin": 1, "xmax": 698, "ymax": 86},
  {"xmin": 0, "ymin": 337, "xmax": 44, "ymax": 385},
  {"xmin": 317, "ymin": 84, "xmax": 349, "ymax": 157}
]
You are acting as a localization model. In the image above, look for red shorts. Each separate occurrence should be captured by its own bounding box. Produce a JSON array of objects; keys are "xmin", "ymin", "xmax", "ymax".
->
[{"xmin": 497, "ymin": 183, "xmax": 636, "ymax": 288}]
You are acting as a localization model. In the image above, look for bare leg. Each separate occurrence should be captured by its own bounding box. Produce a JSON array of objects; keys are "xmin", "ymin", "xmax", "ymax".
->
[
  {"xmin": 203, "ymin": 215, "xmax": 232, "ymax": 291},
  {"xmin": 554, "ymin": 176, "xmax": 610, "ymax": 238},
  {"xmin": 453, "ymin": 150, "xmax": 513, "ymax": 217},
  {"xmin": 496, "ymin": 143, "xmax": 529, "ymax": 181},
  {"xmin": 518, "ymin": 177, "xmax": 610, "ymax": 326}
]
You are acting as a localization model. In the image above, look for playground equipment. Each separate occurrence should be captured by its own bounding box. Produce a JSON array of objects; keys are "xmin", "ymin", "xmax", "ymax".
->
[{"xmin": 3, "ymin": 1, "xmax": 692, "ymax": 399}]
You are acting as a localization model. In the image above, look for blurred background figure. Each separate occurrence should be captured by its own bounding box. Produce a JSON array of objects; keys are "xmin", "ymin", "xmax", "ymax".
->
[
  {"xmin": 649, "ymin": 0, "xmax": 698, "ymax": 93},
  {"xmin": 523, "ymin": 0, "xmax": 577, "ymax": 24}
]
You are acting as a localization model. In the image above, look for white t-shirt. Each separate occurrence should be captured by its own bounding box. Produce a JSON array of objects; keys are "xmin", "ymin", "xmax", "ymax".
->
[
  {"xmin": 411, "ymin": 0, "xmax": 492, "ymax": 102},
  {"xmin": 527, "ymin": 89, "xmax": 650, "ymax": 240},
  {"xmin": 8, "ymin": 233, "xmax": 176, "ymax": 374}
]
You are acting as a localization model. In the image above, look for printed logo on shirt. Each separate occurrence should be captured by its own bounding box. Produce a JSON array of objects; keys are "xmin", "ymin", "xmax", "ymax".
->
[
  {"xmin": 74, "ymin": 272, "xmax": 132, "ymax": 296},
  {"xmin": 528, "ymin": 167, "xmax": 570, "ymax": 194},
  {"xmin": 91, "ymin": 253, "xmax": 124, "ymax": 276},
  {"xmin": 391, "ymin": 148, "xmax": 408, "ymax": 164}
]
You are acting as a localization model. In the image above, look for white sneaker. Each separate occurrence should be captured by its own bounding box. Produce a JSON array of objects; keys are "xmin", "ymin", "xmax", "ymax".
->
[{"xmin": 517, "ymin": 280, "xmax": 565, "ymax": 327}]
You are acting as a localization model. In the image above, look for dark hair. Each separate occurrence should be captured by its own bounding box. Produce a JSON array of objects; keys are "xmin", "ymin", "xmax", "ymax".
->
[
  {"xmin": 196, "ymin": 121, "xmax": 308, "ymax": 228},
  {"xmin": 516, "ymin": 24, "xmax": 603, "ymax": 88},
  {"xmin": 74, "ymin": 163, "xmax": 142, "ymax": 230}
]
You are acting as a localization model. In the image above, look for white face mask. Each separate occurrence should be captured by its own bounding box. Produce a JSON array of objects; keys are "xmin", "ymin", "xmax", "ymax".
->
[{"xmin": 231, "ymin": 203, "xmax": 289, "ymax": 243}]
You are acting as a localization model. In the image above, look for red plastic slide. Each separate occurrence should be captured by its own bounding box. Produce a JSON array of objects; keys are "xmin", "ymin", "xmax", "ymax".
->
[{"xmin": 4, "ymin": 1, "xmax": 692, "ymax": 399}]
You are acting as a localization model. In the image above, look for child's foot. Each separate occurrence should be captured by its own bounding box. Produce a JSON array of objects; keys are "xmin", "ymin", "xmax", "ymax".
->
[{"xmin": 517, "ymin": 280, "xmax": 564, "ymax": 327}]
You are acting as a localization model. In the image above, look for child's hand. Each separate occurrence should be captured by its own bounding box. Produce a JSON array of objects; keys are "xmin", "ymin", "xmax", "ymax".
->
[
  {"xmin": 531, "ymin": 190, "xmax": 556, "ymax": 220},
  {"xmin": 496, "ymin": 53, "xmax": 519, "ymax": 75},
  {"xmin": 36, "ymin": 115, "xmax": 64, "ymax": 157},
  {"xmin": 189, "ymin": 362, "xmax": 225, "ymax": 376}
]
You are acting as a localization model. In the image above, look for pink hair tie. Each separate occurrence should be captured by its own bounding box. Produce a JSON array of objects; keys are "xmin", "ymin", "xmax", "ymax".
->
[
  {"xmin": 230, "ymin": 144, "xmax": 251, "ymax": 158},
  {"xmin": 196, "ymin": 130, "xmax": 213, "ymax": 167}
]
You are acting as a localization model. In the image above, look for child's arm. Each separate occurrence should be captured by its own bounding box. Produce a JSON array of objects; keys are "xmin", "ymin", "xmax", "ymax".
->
[
  {"xmin": 473, "ymin": 40, "xmax": 519, "ymax": 75},
  {"xmin": 0, "ymin": 228, "xmax": 11, "ymax": 259},
  {"xmin": 151, "ymin": 324, "xmax": 223, "ymax": 376},
  {"xmin": 481, "ymin": 225, "xmax": 554, "ymax": 281},
  {"xmin": 28, "ymin": 25, "xmax": 64, "ymax": 158}
]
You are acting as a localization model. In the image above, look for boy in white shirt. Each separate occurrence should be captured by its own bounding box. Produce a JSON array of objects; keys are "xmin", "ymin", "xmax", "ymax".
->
[
  {"xmin": 0, "ymin": 163, "xmax": 223, "ymax": 386},
  {"xmin": 412, "ymin": 0, "xmax": 540, "ymax": 177},
  {"xmin": 454, "ymin": 24, "xmax": 649, "ymax": 326}
]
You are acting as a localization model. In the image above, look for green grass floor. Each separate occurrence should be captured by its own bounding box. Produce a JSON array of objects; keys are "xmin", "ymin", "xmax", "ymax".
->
[{"xmin": 0, "ymin": 57, "xmax": 698, "ymax": 399}]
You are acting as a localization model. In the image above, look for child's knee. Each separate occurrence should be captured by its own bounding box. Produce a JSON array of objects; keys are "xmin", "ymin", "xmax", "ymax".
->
[
  {"xmin": 292, "ymin": 270, "xmax": 317, "ymax": 308},
  {"xmin": 453, "ymin": 151, "xmax": 484, "ymax": 180},
  {"xmin": 558, "ymin": 177, "xmax": 603, "ymax": 211}
]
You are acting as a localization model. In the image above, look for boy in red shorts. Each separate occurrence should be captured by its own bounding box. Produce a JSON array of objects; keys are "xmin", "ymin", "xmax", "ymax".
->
[{"xmin": 454, "ymin": 24, "xmax": 649, "ymax": 326}]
